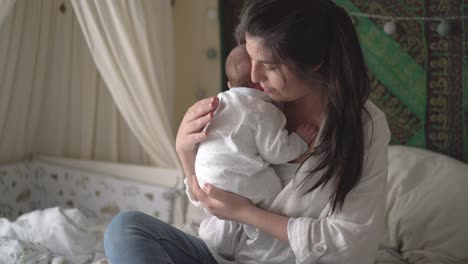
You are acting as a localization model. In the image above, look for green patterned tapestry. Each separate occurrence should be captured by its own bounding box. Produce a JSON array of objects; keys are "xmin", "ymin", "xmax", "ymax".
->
[{"xmin": 336, "ymin": 0, "xmax": 468, "ymax": 163}]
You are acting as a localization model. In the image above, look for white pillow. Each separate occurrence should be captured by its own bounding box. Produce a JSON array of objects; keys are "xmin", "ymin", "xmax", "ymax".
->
[{"xmin": 382, "ymin": 145, "xmax": 468, "ymax": 264}]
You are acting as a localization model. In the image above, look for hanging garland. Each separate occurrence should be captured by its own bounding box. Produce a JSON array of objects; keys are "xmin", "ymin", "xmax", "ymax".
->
[{"xmin": 348, "ymin": 12, "xmax": 468, "ymax": 36}]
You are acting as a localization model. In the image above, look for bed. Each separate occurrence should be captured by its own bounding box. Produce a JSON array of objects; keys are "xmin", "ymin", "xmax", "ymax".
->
[
  {"xmin": 1, "ymin": 145, "xmax": 467, "ymax": 263},
  {"xmin": 375, "ymin": 146, "xmax": 468, "ymax": 264}
]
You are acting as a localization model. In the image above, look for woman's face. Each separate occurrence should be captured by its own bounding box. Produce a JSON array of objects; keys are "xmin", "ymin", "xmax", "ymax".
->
[{"xmin": 245, "ymin": 34, "xmax": 312, "ymax": 102}]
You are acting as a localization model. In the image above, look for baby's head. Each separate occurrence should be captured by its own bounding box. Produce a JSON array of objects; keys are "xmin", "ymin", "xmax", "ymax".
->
[{"xmin": 225, "ymin": 44, "xmax": 262, "ymax": 90}]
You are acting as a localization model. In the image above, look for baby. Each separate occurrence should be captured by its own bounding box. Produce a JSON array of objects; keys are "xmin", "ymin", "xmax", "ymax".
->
[
  {"xmin": 195, "ymin": 44, "xmax": 315, "ymax": 208},
  {"xmin": 193, "ymin": 44, "xmax": 315, "ymax": 257}
]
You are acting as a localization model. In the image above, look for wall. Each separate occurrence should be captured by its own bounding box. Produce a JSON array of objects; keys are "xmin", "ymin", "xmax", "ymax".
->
[
  {"xmin": 217, "ymin": 0, "xmax": 468, "ymax": 162},
  {"xmin": 172, "ymin": 0, "xmax": 222, "ymax": 133},
  {"xmin": 335, "ymin": 0, "xmax": 468, "ymax": 162}
]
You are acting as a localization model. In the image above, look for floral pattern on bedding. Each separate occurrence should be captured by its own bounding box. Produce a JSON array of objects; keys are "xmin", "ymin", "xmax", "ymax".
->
[
  {"xmin": 0, "ymin": 164, "xmax": 45, "ymax": 220},
  {"xmin": 0, "ymin": 161, "xmax": 177, "ymax": 223}
]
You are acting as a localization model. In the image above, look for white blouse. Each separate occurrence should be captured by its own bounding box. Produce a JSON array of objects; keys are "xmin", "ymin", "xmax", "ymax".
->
[{"xmin": 188, "ymin": 100, "xmax": 391, "ymax": 264}]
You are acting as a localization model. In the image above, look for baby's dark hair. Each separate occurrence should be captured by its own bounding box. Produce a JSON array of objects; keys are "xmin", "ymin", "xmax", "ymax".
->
[{"xmin": 225, "ymin": 44, "xmax": 254, "ymax": 88}]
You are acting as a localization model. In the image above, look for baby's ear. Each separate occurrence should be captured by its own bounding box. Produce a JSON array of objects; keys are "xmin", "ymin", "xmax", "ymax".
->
[{"xmin": 227, "ymin": 81, "xmax": 232, "ymax": 88}]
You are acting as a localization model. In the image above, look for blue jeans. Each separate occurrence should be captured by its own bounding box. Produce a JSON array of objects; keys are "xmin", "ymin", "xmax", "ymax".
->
[{"xmin": 104, "ymin": 211, "xmax": 218, "ymax": 264}]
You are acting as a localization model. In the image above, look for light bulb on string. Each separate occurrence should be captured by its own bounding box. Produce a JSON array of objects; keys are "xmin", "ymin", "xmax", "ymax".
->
[
  {"xmin": 346, "ymin": 9, "xmax": 467, "ymax": 37},
  {"xmin": 436, "ymin": 19, "xmax": 450, "ymax": 36},
  {"xmin": 383, "ymin": 19, "xmax": 397, "ymax": 35}
]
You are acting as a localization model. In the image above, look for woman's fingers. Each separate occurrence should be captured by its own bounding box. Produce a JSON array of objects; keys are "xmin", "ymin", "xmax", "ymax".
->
[
  {"xmin": 185, "ymin": 96, "xmax": 219, "ymax": 123},
  {"xmin": 182, "ymin": 96, "xmax": 218, "ymax": 134},
  {"xmin": 176, "ymin": 97, "xmax": 219, "ymax": 152},
  {"xmin": 191, "ymin": 176, "xmax": 223, "ymax": 213},
  {"xmin": 188, "ymin": 113, "xmax": 213, "ymax": 133},
  {"xmin": 197, "ymin": 183, "xmax": 252, "ymax": 221},
  {"xmin": 203, "ymin": 184, "xmax": 229, "ymax": 202},
  {"xmin": 192, "ymin": 130, "xmax": 209, "ymax": 142}
]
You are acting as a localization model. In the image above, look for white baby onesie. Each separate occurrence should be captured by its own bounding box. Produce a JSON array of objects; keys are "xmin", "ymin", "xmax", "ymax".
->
[
  {"xmin": 194, "ymin": 87, "xmax": 307, "ymax": 257},
  {"xmin": 195, "ymin": 87, "xmax": 307, "ymax": 208}
]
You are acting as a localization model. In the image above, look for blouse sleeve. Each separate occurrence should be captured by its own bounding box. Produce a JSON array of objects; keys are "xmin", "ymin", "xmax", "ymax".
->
[
  {"xmin": 184, "ymin": 177, "xmax": 201, "ymax": 207},
  {"xmin": 287, "ymin": 111, "xmax": 391, "ymax": 264}
]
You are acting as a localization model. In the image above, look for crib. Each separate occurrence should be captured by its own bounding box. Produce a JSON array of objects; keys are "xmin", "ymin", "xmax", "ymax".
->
[
  {"xmin": 0, "ymin": 155, "xmax": 186, "ymax": 263},
  {"xmin": 1, "ymin": 155, "xmax": 183, "ymax": 223}
]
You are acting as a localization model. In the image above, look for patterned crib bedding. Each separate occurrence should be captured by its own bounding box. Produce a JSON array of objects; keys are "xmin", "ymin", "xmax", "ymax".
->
[
  {"xmin": 0, "ymin": 160, "xmax": 181, "ymax": 264},
  {"xmin": 0, "ymin": 160, "xmax": 178, "ymax": 222}
]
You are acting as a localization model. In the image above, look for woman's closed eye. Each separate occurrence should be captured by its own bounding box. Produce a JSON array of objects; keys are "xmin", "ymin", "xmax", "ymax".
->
[{"xmin": 264, "ymin": 63, "xmax": 279, "ymax": 70}]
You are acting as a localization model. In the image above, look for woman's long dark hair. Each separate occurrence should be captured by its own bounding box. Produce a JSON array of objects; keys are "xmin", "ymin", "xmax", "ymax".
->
[{"xmin": 236, "ymin": 0, "xmax": 371, "ymax": 213}]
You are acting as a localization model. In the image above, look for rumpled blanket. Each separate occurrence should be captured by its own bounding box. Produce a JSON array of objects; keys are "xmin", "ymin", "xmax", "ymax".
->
[{"xmin": 0, "ymin": 207, "xmax": 109, "ymax": 264}]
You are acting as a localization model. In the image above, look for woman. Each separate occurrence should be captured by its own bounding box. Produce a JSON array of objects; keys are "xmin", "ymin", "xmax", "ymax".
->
[{"xmin": 103, "ymin": 0, "xmax": 391, "ymax": 263}]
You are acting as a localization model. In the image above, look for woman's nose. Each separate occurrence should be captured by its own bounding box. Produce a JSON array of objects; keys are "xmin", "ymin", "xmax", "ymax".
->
[{"xmin": 251, "ymin": 63, "xmax": 264, "ymax": 83}]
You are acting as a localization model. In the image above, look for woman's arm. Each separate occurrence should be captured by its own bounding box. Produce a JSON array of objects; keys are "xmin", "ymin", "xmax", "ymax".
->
[
  {"xmin": 176, "ymin": 96, "xmax": 290, "ymax": 243},
  {"xmin": 176, "ymin": 96, "xmax": 219, "ymax": 195},
  {"xmin": 238, "ymin": 199, "xmax": 290, "ymax": 243}
]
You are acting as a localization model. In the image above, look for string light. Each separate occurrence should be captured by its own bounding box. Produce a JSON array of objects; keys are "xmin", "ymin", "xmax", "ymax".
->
[
  {"xmin": 437, "ymin": 20, "xmax": 450, "ymax": 36},
  {"xmin": 348, "ymin": 11, "xmax": 468, "ymax": 36},
  {"xmin": 383, "ymin": 19, "xmax": 397, "ymax": 35}
]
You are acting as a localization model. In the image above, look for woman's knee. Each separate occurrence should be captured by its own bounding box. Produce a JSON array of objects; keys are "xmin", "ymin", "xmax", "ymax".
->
[
  {"xmin": 106, "ymin": 211, "xmax": 139, "ymax": 231},
  {"xmin": 104, "ymin": 211, "xmax": 146, "ymax": 247},
  {"xmin": 104, "ymin": 211, "xmax": 167, "ymax": 245}
]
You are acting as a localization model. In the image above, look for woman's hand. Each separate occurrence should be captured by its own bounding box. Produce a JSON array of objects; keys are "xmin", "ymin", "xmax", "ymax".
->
[
  {"xmin": 191, "ymin": 174, "xmax": 290, "ymax": 243},
  {"xmin": 176, "ymin": 96, "xmax": 219, "ymax": 154},
  {"xmin": 191, "ymin": 174, "xmax": 254, "ymax": 222}
]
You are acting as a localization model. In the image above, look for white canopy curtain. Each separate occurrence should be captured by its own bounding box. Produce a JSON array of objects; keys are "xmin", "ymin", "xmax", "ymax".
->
[
  {"xmin": 0, "ymin": 0, "xmax": 16, "ymax": 26},
  {"xmin": 0, "ymin": 0, "xmax": 154, "ymax": 166},
  {"xmin": 71, "ymin": 0, "xmax": 180, "ymax": 170}
]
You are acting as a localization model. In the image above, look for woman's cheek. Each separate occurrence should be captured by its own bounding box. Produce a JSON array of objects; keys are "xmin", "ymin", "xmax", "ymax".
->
[{"xmin": 271, "ymin": 76, "xmax": 285, "ymax": 91}]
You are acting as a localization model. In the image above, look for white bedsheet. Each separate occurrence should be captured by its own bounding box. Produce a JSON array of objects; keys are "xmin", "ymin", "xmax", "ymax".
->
[{"xmin": 0, "ymin": 207, "xmax": 109, "ymax": 264}]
